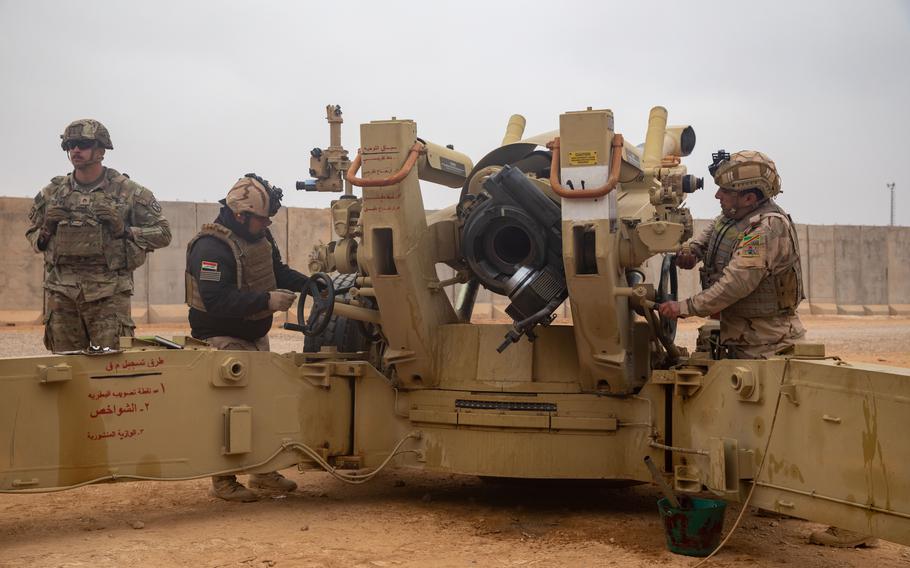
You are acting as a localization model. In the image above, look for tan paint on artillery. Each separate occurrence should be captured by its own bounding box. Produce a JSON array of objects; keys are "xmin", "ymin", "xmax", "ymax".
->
[{"xmin": 2, "ymin": 106, "xmax": 910, "ymax": 548}]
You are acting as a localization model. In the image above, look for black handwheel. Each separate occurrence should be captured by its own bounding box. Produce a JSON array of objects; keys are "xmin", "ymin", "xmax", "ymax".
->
[
  {"xmin": 655, "ymin": 254, "xmax": 679, "ymax": 343},
  {"xmin": 297, "ymin": 272, "xmax": 335, "ymax": 337},
  {"xmin": 303, "ymin": 273, "xmax": 381, "ymax": 354}
]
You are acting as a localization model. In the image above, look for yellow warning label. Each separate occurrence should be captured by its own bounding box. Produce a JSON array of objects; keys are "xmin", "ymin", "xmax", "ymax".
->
[{"xmin": 568, "ymin": 151, "xmax": 598, "ymax": 166}]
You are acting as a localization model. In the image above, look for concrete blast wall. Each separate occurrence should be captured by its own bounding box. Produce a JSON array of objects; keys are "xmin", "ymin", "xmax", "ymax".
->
[{"xmin": 0, "ymin": 196, "xmax": 906, "ymax": 323}]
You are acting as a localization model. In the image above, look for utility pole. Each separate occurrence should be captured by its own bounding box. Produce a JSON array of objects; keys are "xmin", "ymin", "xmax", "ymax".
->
[{"xmin": 887, "ymin": 182, "xmax": 896, "ymax": 226}]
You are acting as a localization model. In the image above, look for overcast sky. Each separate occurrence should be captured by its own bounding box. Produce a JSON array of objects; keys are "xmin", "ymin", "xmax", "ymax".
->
[{"xmin": 2, "ymin": 0, "xmax": 908, "ymax": 225}]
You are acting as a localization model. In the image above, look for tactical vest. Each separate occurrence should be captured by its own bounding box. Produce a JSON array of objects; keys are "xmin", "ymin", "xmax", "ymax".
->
[
  {"xmin": 44, "ymin": 169, "xmax": 144, "ymax": 271},
  {"xmin": 185, "ymin": 224, "xmax": 277, "ymax": 321},
  {"xmin": 723, "ymin": 211, "xmax": 805, "ymax": 318},
  {"xmin": 699, "ymin": 216, "xmax": 749, "ymax": 290}
]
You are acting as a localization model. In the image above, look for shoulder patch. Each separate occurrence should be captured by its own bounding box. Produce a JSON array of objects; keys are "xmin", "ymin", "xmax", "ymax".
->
[
  {"xmin": 137, "ymin": 192, "xmax": 162, "ymax": 214},
  {"xmin": 741, "ymin": 233, "xmax": 761, "ymax": 245},
  {"xmin": 739, "ymin": 233, "xmax": 762, "ymax": 257},
  {"xmin": 736, "ymin": 231, "xmax": 766, "ymax": 268},
  {"xmin": 200, "ymin": 260, "xmax": 221, "ymax": 282}
]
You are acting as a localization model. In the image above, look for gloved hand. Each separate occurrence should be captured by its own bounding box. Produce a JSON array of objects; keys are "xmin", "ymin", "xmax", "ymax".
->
[
  {"xmin": 658, "ymin": 301, "xmax": 682, "ymax": 320},
  {"xmin": 94, "ymin": 204, "xmax": 126, "ymax": 236},
  {"xmin": 42, "ymin": 206, "xmax": 69, "ymax": 233},
  {"xmin": 675, "ymin": 249, "xmax": 698, "ymax": 270},
  {"xmin": 267, "ymin": 289, "xmax": 297, "ymax": 312}
]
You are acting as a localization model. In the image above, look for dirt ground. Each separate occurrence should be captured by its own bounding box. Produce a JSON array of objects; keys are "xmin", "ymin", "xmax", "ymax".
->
[{"xmin": 1, "ymin": 316, "xmax": 909, "ymax": 568}]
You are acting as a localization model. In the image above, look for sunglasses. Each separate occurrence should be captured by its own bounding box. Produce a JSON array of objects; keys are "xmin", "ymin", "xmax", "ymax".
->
[{"xmin": 64, "ymin": 139, "xmax": 97, "ymax": 151}]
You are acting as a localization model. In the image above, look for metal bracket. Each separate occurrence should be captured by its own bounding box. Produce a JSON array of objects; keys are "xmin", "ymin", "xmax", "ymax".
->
[
  {"xmin": 780, "ymin": 384, "xmax": 800, "ymax": 406},
  {"xmin": 37, "ymin": 363, "xmax": 72, "ymax": 384},
  {"xmin": 300, "ymin": 361, "xmax": 364, "ymax": 388},
  {"xmin": 222, "ymin": 406, "xmax": 252, "ymax": 455},
  {"xmin": 674, "ymin": 464, "xmax": 702, "ymax": 493},
  {"xmin": 651, "ymin": 368, "xmax": 703, "ymax": 397}
]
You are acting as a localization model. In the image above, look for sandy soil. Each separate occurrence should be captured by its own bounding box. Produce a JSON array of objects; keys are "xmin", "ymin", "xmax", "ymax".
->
[{"xmin": 1, "ymin": 316, "xmax": 909, "ymax": 568}]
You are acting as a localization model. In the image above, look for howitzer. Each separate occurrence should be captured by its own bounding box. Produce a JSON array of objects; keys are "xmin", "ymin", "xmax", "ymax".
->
[{"xmin": 2, "ymin": 105, "xmax": 909, "ymax": 548}]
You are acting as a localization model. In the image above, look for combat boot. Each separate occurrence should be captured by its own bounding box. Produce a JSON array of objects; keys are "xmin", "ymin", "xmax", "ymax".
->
[
  {"xmin": 249, "ymin": 471, "xmax": 298, "ymax": 492},
  {"xmin": 211, "ymin": 475, "xmax": 258, "ymax": 502},
  {"xmin": 809, "ymin": 526, "xmax": 877, "ymax": 548}
]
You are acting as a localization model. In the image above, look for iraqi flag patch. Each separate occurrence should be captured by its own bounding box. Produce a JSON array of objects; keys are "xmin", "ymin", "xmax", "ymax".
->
[{"xmin": 200, "ymin": 260, "xmax": 222, "ymax": 282}]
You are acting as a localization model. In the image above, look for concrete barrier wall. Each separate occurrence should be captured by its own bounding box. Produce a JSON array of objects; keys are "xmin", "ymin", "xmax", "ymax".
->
[
  {"xmin": 795, "ymin": 223, "xmax": 810, "ymax": 311},
  {"xmin": 0, "ymin": 197, "xmax": 46, "ymax": 323},
  {"xmin": 888, "ymin": 227, "xmax": 910, "ymax": 315},
  {"xmin": 147, "ymin": 201, "xmax": 195, "ymax": 323},
  {"xmin": 807, "ymin": 225, "xmax": 836, "ymax": 314},
  {"xmin": 859, "ymin": 227, "xmax": 890, "ymax": 315},
  {"xmin": 833, "ymin": 226, "xmax": 864, "ymax": 315},
  {"xmin": 0, "ymin": 196, "xmax": 906, "ymax": 323}
]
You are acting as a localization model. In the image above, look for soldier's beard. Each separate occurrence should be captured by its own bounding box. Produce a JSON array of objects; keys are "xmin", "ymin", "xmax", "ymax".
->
[
  {"xmin": 71, "ymin": 148, "xmax": 104, "ymax": 170},
  {"xmin": 722, "ymin": 206, "xmax": 737, "ymax": 219}
]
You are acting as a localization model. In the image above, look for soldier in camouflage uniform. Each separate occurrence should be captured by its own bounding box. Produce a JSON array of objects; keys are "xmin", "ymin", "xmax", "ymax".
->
[
  {"xmin": 186, "ymin": 173, "xmax": 309, "ymax": 502},
  {"xmin": 658, "ymin": 150, "xmax": 805, "ymax": 359},
  {"xmin": 659, "ymin": 151, "xmax": 876, "ymax": 548},
  {"xmin": 25, "ymin": 119, "xmax": 171, "ymax": 352}
]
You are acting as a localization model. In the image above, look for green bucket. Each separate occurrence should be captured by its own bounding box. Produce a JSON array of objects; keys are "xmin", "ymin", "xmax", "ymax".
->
[{"xmin": 657, "ymin": 497, "xmax": 727, "ymax": 557}]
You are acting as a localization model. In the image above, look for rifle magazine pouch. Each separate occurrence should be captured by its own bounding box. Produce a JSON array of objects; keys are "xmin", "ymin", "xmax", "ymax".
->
[{"xmin": 55, "ymin": 221, "xmax": 104, "ymax": 259}]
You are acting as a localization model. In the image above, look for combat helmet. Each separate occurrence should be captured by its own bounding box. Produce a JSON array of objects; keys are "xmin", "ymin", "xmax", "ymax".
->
[
  {"xmin": 225, "ymin": 173, "xmax": 284, "ymax": 217},
  {"xmin": 709, "ymin": 149, "xmax": 781, "ymax": 198},
  {"xmin": 60, "ymin": 119, "xmax": 114, "ymax": 150}
]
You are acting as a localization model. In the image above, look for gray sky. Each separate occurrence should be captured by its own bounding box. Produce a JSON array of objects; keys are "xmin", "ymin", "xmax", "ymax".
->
[{"xmin": 2, "ymin": 0, "xmax": 908, "ymax": 225}]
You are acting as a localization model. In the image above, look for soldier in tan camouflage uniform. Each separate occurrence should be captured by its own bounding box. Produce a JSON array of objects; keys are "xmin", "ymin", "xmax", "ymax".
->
[
  {"xmin": 25, "ymin": 119, "xmax": 171, "ymax": 352},
  {"xmin": 658, "ymin": 150, "xmax": 805, "ymax": 359},
  {"xmin": 659, "ymin": 151, "xmax": 876, "ymax": 548}
]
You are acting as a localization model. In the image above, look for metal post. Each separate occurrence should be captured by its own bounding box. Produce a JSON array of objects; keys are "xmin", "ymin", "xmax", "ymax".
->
[{"xmin": 887, "ymin": 182, "xmax": 896, "ymax": 226}]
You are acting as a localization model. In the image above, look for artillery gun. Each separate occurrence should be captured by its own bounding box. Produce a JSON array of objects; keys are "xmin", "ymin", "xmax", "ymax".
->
[{"xmin": 1, "ymin": 105, "xmax": 908, "ymax": 549}]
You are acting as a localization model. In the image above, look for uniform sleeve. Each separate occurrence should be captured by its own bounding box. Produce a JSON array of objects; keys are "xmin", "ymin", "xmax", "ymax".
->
[
  {"xmin": 188, "ymin": 237, "xmax": 270, "ymax": 317},
  {"xmin": 682, "ymin": 219, "xmax": 776, "ymax": 316},
  {"xmin": 268, "ymin": 232, "xmax": 310, "ymax": 292},
  {"xmin": 25, "ymin": 187, "xmax": 50, "ymax": 252},
  {"xmin": 686, "ymin": 218, "xmax": 717, "ymax": 261},
  {"xmin": 128, "ymin": 185, "xmax": 172, "ymax": 251}
]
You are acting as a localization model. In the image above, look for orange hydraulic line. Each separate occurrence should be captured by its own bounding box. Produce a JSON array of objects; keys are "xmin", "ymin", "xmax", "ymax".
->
[
  {"xmin": 546, "ymin": 134, "xmax": 625, "ymax": 199},
  {"xmin": 345, "ymin": 142, "xmax": 425, "ymax": 188}
]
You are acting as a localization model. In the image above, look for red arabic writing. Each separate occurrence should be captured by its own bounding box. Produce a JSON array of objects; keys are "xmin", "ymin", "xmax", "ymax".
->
[
  {"xmin": 363, "ymin": 192, "xmax": 401, "ymax": 201},
  {"xmin": 104, "ymin": 356, "xmax": 165, "ymax": 372},
  {"xmin": 87, "ymin": 428, "xmax": 145, "ymax": 441},
  {"xmin": 89, "ymin": 401, "xmax": 153, "ymax": 418},
  {"xmin": 361, "ymin": 144, "xmax": 400, "ymax": 153},
  {"xmin": 88, "ymin": 382, "xmax": 166, "ymax": 401},
  {"xmin": 363, "ymin": 206, "xmax": 402, "ymax": 213}
]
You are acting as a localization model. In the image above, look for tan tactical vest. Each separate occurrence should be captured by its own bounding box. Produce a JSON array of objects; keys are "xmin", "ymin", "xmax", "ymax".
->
[
  {"xmin": 699, "ymin": 215, "xmax": 748, "ymax": 290},
  {"xmin": 184, "ymin": 224, "xmax": 276, "ymax": 321},
  {"xmin": 724, "ymin": 211, "xmax": 804, "ymax": 318},
  {"xmin": 44, "ymin": 169, "xmax": 144, "ymax": 271}
]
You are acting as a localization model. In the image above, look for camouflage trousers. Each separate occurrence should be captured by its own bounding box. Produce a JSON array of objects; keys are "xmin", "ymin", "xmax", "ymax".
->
[
  {"xmin": 43, "ymin": 290, "xmax": 135, "ymax": 353},
  {"xmin": 721, "ymin": 312, "xmax": 806, "ymax": 359},
  {"xmin": 206, "ymin": 335, "xmax": 270, "ymax": 351}
]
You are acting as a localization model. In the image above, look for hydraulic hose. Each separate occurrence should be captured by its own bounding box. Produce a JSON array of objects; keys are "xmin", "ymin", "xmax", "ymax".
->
[
  {"xmin": 346, "ymin": 142, "xmax": 424, "ymax": 188},
  {"xmin": 547, "ymin": 134, "xmax": 624, "ymax": 199}
]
